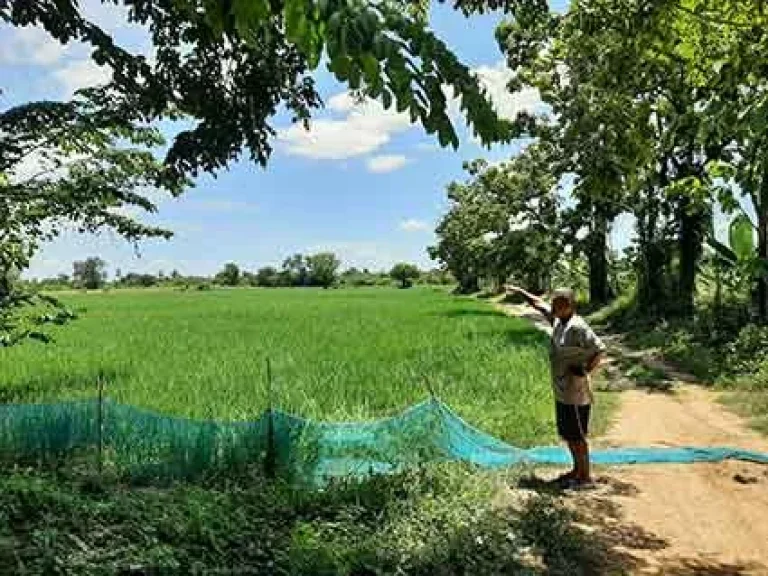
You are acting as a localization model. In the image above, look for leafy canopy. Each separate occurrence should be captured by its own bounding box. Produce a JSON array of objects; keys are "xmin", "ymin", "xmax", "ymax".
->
[
  {"xmin": 0, "ymin": 96, "xmax": 189, "ymax": 345},
  {"xmin": 2, "ymin": 0, "xmax": 548, "ymax": 175}
]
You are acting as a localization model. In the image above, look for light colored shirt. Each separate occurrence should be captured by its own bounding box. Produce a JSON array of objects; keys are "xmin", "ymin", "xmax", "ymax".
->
[{"xmin": 547, "ymin": 313, "xmax": 606, "ymax": 405}]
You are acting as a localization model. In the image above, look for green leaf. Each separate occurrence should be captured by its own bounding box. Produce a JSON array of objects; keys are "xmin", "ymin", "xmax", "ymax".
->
[
  {"xmin": 348, "ymin": 65, "xmax": 361, "ymax": 89},
  {"xmin": 231, "ymin": 0, "xmax": 270, "ymax": 37},
  {"xmin": 729, "ymin": 213, "xmax": 756, "ymax": 261},
  {"xmin": 203, "ymin": 0, "xmax": 226, "ymax": 35},
  {"xmin": 284, "ymin": 0, "xmax": 307, "ymax": 45},
  {"xmin": 707, "ymin": 236, "xmax": 737, "ymax": 265},
  {"xmin": 333, "ymin": 56, "xmax": 350, "ymax": 80},
  {"xmin": 305, "ymin": 29, "xmax": 323, "ymax": 69},
  {"xmin": 361, "ymin": 54, "xmax": 379, "ymax": 83},
  {"xmin": 381, "ymin": 89, "xmax": 392, "ymax": 109},
  {"xmin": 437, "ymin": 120, "xmax": 457, "ymax": 148}
]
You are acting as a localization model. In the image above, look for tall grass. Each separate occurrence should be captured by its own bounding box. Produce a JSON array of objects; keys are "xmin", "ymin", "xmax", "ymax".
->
[{"xmin": 0, "ymin": 288, "xmax": 555, "ymax": 445}]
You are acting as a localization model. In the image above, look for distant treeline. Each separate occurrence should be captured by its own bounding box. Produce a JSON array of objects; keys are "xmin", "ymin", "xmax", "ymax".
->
[{"xmin": 26, "ymin": 253, "xmax": 454, "ymax": 291}]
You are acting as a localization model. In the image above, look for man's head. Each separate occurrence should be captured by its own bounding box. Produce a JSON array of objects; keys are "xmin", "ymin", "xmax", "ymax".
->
[{"xmin": 551, "ymin": 288, "xmax": 575, "ymax": 320}]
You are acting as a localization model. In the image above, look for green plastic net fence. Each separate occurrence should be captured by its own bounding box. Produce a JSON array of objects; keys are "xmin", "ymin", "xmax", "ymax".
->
[
  {"xmin": 2, "ymin": 398, "xmax": 767, "ymax": 485},
  {"xmin": 0, "ymin": 398, "xmax": 448, "ymax": 484}
]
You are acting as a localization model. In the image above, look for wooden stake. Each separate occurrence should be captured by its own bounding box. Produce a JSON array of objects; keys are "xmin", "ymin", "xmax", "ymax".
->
[
  {"xmin": 264, "ymin": 357, "xmax": 276, "ymax": 478},
  {"xmin": 97, "ymin": 375, "xmax": 104, "ymax": 474}
]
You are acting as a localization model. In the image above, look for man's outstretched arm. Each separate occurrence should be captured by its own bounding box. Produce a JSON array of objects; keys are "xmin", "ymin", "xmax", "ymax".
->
[{"xmin": 504, "ymin": 285, "xmax": 553, "ymax": 324}]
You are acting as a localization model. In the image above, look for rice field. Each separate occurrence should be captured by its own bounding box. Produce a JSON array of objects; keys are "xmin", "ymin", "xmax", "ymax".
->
[{"xmin": 0, "ymin": 287, "xmax": 558, "ymax": 445}]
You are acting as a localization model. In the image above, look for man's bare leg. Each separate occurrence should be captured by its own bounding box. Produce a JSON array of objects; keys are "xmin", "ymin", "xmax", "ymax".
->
[
  {"xmin": 563, "ymin": 442, "xmax": 579, "ymax": 481},
  {"xmin": 571, "ymin": 440, "xmax": 591, "ymax": 482}
]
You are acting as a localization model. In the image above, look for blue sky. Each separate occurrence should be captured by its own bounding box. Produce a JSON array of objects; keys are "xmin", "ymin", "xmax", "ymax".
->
[{"xmin": 2, "ymin": 0, "xmax": 637, "ymax": 279}]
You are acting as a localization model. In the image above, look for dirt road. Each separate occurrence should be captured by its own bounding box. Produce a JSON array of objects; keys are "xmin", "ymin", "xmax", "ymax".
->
[
  {"xmin": 501, "ymin": 301, "xmax": 768, "ymax": 574},
  {"xmin": 592, "ymin": 387, "xmax": 768, "ymax": 574}
]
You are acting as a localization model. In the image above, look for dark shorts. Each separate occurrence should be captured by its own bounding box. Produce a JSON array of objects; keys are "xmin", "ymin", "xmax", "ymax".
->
[{"xmin": 555, "ymin": 402, "xmax": 591, "ymax": 442}]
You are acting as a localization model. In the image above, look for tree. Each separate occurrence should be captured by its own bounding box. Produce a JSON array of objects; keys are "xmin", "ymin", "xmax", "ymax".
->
[
  {"xmin": 431, "ymin": 143, "xmax": 561, "ymax": 293},
  {"xmin": 73, "ymin": 257, "xmax": 107, "ymax": 290},
  {"xmin": 306, "ymin": 252, "xmax": 341, "ymax": 288},
  {"xmin": 256, "ymin": 266, "xmax": 280, "ymax": 287},
  {"xmin": 421, "ymin": 268, "xmax": 455, "ymax": 286},
  {"xmin": 390, "ymin": 263, "xmax": 420, "ymax": 288},
  {"xmin": 671, "ymin": 0, "xmax": 768, "ymax": 322},
  {"xmin": 240, "ymin": 271, "xmax": 257, "ymax": 286},
  {"xmin": 215, "ymin": 263, "xmax": 241, "ymax": 286},
  {"xmin": 119, "ymin": 272, "xmax": 157, "ymax": 288},
  {"xmin": 341, "ymin": 267, "xmax": 379, "ymax": 287},
  {"xmin": 429, "ymin": 162, "xmax": 501, "ymax": 293},
  {"xmin": 282, "ymin": 254, "xmax": 309, "ymax": 287},
  {"xmin": 497, "ymin": 0, "xmax": 741, "ymax": 315},
  {"xmin": 0, "ymin": 96, "xmax": 189, "ymax": 344},
  {"xmin": 498, "ymin": 0, "xmax": 652, "ymax": 305}
]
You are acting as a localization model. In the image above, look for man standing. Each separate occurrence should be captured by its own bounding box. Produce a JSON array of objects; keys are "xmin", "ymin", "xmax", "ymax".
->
[{"xmin": 506, "ymin": 286, "xmax": 606, "ymax": 488}]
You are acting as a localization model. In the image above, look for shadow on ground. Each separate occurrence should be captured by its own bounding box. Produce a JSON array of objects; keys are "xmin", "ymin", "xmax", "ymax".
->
[
  {"xmin": 507, "ymin": 471, "xmax": 764, "ymax": 575},
  {"xmin": 596, "ymin": 354, "xmax": 676, "ymax": 394},
  {"xmin": 503, "ymin": 325, "xmax": 550, "ymax": 349}
]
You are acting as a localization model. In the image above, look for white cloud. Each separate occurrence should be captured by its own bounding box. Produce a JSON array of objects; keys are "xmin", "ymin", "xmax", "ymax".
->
[
  {"xmin": 367, "ymin": 154, "xmax": 409, "ymax": 173},
  {"xmin": 278, "ymin": 61, "xmax": 541, "ymax": 160},
  {"xmin": 8, "ymin": 148, "xmax": 85, "ymax": 185},
  {"xmin": 327, "ymin": 92, "xmax": 361, "ymax": 113},
  {"xmin": 473, "ymin": 61, "xmax": 542, "ymax": 121},
  {"xmin": 444, "ymin": 61, "xmax": 541, "ymax": 128},
  {"xmin": 0, "ymin": 26, "xmax": 67, "ymax": 66},
  {"xmin": 277, "ymin": 93, "xmax": 412, "ymax": 160},
  {"xmin": 399, "ymin": 219, "xmax": 430, "ymax": 233},
  {"xmin": 53, "ymin": 59, "xmax": 113, "ymax": 98}
]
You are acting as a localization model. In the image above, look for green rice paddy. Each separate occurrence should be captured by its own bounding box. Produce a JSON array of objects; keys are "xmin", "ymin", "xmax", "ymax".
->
[{"xmin": 0, "ymin": 288, "xmax": 558, "ymax": 445}]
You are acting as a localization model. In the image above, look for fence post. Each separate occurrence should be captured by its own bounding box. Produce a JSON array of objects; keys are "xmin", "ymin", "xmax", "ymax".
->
[
  {"xmin": 264, "ymin": 357, "xmax": 276, "ymax": 479},
  {"xmin": 97, "ymin": 375, "xmax": 104, "ymax": 474}
]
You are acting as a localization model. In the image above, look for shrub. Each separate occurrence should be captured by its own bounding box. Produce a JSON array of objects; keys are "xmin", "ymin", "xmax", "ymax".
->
[{"xmin": 725, "ymin": 324, "xmax": 768, "ymax": 376}]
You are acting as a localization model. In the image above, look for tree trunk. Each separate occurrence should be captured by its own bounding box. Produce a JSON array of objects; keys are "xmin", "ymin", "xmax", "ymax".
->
[
  {"xmin": 636, "ymin": 190, "xmax": 668, "ymax": 316},
  {"xmin": 0, "ymin": 273, "xmax": 9, "ymax": 302},
  {"xmin": 457, "ymin": 275, "xmax": 479, "ymax": 294},
  {"xmin": 587, "ymin": 209, "xmax": 610, "ymax": 306},
  {"xmin": 758, "ymin": 169, "xmax": 768, "ymax": 323},
  {"xmin": 677, "ymin": 196, "xmax": 707, "ymax": 318},
  {"xmin": 714, "ymin": 263, "xmax": 723, "ymax": 321}
]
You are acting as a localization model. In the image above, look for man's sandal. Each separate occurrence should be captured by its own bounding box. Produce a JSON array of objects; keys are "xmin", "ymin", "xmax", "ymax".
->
[{"xmin": 560, "ymin": 477, "xmax": 596, "ymax": 491}]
